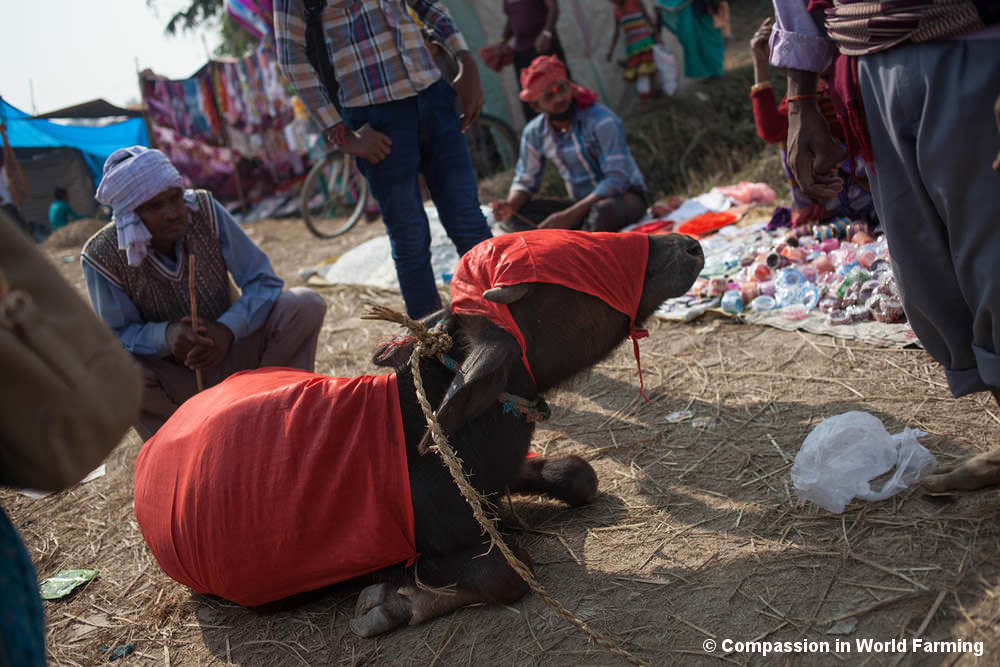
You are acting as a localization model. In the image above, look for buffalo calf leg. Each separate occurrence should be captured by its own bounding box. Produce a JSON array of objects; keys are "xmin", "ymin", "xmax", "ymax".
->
[
  {"xmin": 510, "ymin": 455, "xmax": 598, "ymax": 506},
  {"xmin": 923, "ymin": 449, "xmax": 1000, "ymax": 492},
  {"xmin": 350, "ymin": 542, "xmax": 533, "ymax": 637},
  {"xmin": 922, "ymin": 388, "xmax": 1000, "ymax": 493}
]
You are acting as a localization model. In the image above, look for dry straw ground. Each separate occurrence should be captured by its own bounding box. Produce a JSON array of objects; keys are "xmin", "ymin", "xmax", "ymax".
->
[
  {"xmin": 8, "ymin": 7, "xmax": 1000, "ymax": 664},
  {"xmin": 10, "ymin": 209, "xmax": 1000, "ymax": 667}
]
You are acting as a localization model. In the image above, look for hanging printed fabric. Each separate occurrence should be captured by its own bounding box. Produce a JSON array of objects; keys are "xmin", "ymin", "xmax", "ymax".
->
[
  {"xmin": 224, "ymin": 0, "xmax": 274, "ymax": 42},
  {"xmin": 139, "ymin": 42, "xmax": 306, "ymax": 204}
]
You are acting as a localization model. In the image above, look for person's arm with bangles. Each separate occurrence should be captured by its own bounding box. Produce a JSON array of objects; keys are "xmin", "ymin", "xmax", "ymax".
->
[
  {"xmin": 536, "ymin": 0, "xmax": 559, "ymax": 54},
  {"xmin": 773, "ymin": 0, "xmax": 845, "ymax": 200}
]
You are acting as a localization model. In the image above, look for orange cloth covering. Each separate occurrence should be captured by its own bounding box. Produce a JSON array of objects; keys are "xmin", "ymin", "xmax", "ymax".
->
[
  {"xmin": 133, "ymin": 367, "xmax": 416, "ymax": 607},
  {"xmin": 675, "ymin": 210, "xmax": 740, "ymax": 238},
  {"xmin": 628, "ymin": 218, "xmax": 676, "ymax": 235},
  {"xmin": 450, "ymin": 230, "xmax": 650, "ymax": 382}
]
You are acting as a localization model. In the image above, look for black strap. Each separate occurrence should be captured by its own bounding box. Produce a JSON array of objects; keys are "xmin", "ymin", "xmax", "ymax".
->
[
  {"xmin": 303, "ymin": 0, "xmax": 342, "ymax": 114},
  {"xmin": 972, "ymin": 0, "xmax": 1000, "ymax": 25}
]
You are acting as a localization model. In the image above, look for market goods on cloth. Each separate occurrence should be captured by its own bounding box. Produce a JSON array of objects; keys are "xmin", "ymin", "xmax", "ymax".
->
[{"xmin": 654, "ymin": 220, "xmax": 916, "ymax": 348}]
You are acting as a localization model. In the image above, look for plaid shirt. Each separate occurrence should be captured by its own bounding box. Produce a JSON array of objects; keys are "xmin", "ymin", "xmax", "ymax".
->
[
  {"xmin": 511, "ymin": 104, "xmax": 647, "ymax": 201},
  {"xmin": 275, "ymin": 0, "xmax": 469, "ymax": 130}
]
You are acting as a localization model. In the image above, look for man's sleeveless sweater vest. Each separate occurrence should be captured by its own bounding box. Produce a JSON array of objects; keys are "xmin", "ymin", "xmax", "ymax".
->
[{"xmin": 82, "ymin": 190, "xmax": 232, "ymax": 324}]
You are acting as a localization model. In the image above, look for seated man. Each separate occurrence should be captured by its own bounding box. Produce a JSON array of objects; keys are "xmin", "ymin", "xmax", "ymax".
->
[
  {"xmin": 491, "ymin": 55, "xmax": 648, "ymax": 233},
  {"xmin": 82, "ymin": 146, "xmax": 327, "ymax": 441},
  {"xmin": 49, "ymin": 187, "xmax": 85, "ymax": 232}
]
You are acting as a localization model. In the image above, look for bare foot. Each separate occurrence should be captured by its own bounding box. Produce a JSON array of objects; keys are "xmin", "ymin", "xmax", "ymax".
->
[{"xmin": 922, "ymin": 448, "xmax": 1000, "ymax": 493}]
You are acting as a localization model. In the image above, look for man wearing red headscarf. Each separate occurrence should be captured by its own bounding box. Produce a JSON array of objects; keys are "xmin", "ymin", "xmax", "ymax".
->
[{"xmin": 491, "ymin": 55, "xmax": 648, "ymax": 234}]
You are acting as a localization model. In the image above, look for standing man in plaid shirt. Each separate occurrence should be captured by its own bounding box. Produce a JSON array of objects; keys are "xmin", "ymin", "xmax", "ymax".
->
[{"xmin": 275, "ymin": 0, "xmax": 493, "ymax": 318}]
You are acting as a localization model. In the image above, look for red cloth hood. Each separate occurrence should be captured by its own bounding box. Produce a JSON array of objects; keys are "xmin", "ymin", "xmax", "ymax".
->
[
  {"xmin": 134, "ymin": 368, "xmax": 416, "ymax": 606},
  {"xmin": 450, "ymin": 230, "xmax": 650, "ymax": 381}
]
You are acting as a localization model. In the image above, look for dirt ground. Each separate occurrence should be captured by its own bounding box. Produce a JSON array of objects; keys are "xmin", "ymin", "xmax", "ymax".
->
[
  {"xmin": 9, "ymin": 207, "xmax": 1000, "ymax": 667},
  {"xmin": 8, "ymin": 9, "xmax": 1000, "ymax": 665}
]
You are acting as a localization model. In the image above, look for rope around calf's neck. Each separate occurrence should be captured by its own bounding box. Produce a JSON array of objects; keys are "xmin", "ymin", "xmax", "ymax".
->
[{"xmin": 362, "ymin": 304, "xmax": 650, "ymax": 667}]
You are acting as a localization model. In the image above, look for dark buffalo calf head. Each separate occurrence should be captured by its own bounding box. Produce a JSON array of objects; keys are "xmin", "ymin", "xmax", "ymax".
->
[
  {"xmin": 354, "ymin": 233, "xmax": 702, "ymax": 637},
  {"xmin": 429, "ymin": 232, "xmax": 704, "ymax": 443}
]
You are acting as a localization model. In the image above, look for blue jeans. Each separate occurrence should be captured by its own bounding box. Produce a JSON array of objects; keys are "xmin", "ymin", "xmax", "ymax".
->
[{"xmin": 342, "ymin": 80, "xmax": 491, "ymax": 318}]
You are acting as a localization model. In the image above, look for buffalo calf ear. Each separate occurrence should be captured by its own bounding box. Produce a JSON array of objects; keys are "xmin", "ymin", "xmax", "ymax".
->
[
  {"xmin": 434, "ymin": 329, "xmax": 521, "ymax": 437},
  {"xmin": 483, "ymin": 284, "xmax": 532, "ymax": 304}
]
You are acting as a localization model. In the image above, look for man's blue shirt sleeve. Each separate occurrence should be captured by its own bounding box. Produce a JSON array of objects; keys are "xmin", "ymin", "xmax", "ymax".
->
[
  {"xmin": 590, "ymin": 115, "xmax": 631, "ymax": 199},
  {"xmin": 213, "ymin": 199, "xmax": 283, "ymax": 340},
  {"xmin": 510, "ymin": 124, "xmax": 546, "ymax": 196}
]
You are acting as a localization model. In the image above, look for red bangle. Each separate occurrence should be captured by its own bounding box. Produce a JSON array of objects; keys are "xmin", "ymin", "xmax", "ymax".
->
[{"xmin": 324, "ymin": 123, "xmax": 347, "ymax": 147}]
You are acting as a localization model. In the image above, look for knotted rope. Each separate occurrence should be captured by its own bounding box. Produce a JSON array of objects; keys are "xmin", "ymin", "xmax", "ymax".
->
[{"xmin": 361, "ymin": 303, "xmax": 649, "ymax": 667}]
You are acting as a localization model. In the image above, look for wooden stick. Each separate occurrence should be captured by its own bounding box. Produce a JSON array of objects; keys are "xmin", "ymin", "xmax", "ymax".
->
[
  {"xmin": 188, "ymin": 254, "xmax": 203, "ymax": 392},
  {"xmin": 0, "ymin": 124, "xmax": 30, "ymax": 205},
  {"xmin": 512, "ymin": 210, "xmax": 537, "ymax": 227}
]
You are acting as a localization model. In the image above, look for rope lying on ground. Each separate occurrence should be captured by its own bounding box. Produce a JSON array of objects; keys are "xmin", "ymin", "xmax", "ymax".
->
[{"xmin": 362, "ymin": 303, "xmax": 650, "ymax": 667}]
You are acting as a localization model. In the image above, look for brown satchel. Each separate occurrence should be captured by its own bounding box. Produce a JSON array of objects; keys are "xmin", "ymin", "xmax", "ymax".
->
[{"xmin": 0, "ymin": 211, "xmax": 142, "ymax": 491}]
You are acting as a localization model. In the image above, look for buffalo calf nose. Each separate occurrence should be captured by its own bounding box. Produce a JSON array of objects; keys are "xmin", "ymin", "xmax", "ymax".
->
[{"xmin": 686, "ymin": 238, "xmax": 703, "ymax": 257}]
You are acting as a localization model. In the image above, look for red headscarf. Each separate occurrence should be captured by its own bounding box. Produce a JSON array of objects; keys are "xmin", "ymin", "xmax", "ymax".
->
[
  {"xmin": 450, "ymin": 230, "xmax": 651, "ymax": 394},
  {"xmin": 518, "ymin": 55, "xmax": 598, "ymax": 107}
]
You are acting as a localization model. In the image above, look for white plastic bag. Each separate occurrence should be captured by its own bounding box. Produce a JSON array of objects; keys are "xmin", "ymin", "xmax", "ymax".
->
[
  {"xmin": 791, "ymin": 411, "xmax": 937, "ymax": 513},
  {"xmin": 652, "ymin": 44, "xmax": 678, "ymax": 96}
]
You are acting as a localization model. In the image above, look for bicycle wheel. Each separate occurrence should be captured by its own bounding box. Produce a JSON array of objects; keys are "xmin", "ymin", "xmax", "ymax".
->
[
  {"xmin": 300, "ymin": 151, "xmax": 369, "ymax": 239},
  {"xmin": 465, "ymin": 113, "xmax": 519, "ymax": 181}
]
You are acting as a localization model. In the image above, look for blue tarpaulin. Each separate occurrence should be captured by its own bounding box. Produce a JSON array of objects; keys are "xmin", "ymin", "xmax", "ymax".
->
[{"xmin": 1, "ymin": 96, "xmax": 148, "ymax": 181}]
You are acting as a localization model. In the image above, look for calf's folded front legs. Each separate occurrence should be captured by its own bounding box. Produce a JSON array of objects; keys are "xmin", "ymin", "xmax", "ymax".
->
[{"xmin": 350, "ymin": 542, "xmax": 533, "ymax": 637}]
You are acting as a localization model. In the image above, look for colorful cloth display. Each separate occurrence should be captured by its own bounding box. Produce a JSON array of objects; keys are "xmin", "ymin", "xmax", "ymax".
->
[
  {"xmin": 134, "ymin": 368, "xmax": 416, "ymax": 606},
  {"xmin": 140, "ymin": 43, "xmax": 305, "ymax": 205}
]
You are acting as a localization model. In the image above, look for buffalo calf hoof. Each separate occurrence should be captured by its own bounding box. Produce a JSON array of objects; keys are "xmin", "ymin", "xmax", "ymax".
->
[
  {"xmin": 350, "ymin": 583, "xmax": 413, "ymax": 638},
  {"xmin": 548, "ymin": 455, "xmax": 599, "ymax": 506},
  {"xmin": 922, "ymin": 449, "xmax": 1000, "ymax": 493},
  {"xmin": 513, "ymin": 455, "xmax": 599, "ymax": 506}
]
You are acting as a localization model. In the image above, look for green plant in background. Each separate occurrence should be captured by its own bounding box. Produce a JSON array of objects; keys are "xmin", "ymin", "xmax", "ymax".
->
[{"xmin": 625, "ymin": 64, "xmax": 786, "ymax": 201}]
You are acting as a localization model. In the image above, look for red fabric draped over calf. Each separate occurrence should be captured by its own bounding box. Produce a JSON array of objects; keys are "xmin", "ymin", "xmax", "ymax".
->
[
  {"xmin": 450, "ymin": 230, "xmax": 651, "ymax": 382},
  {"xmin": 134, "ymin": 367, "xmax": 416, "ymax": 607}
]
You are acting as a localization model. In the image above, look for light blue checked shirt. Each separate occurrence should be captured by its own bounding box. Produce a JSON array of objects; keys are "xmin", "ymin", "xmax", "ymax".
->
[{"xmin": 510, "ymin": 104, "xmax": 646, "ymax": 201}]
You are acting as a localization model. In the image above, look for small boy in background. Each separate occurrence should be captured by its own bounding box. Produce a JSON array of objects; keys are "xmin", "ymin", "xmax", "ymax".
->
[{"xmin": 48, "ymin": 187, "xmax": 84, "ymax": 231}]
